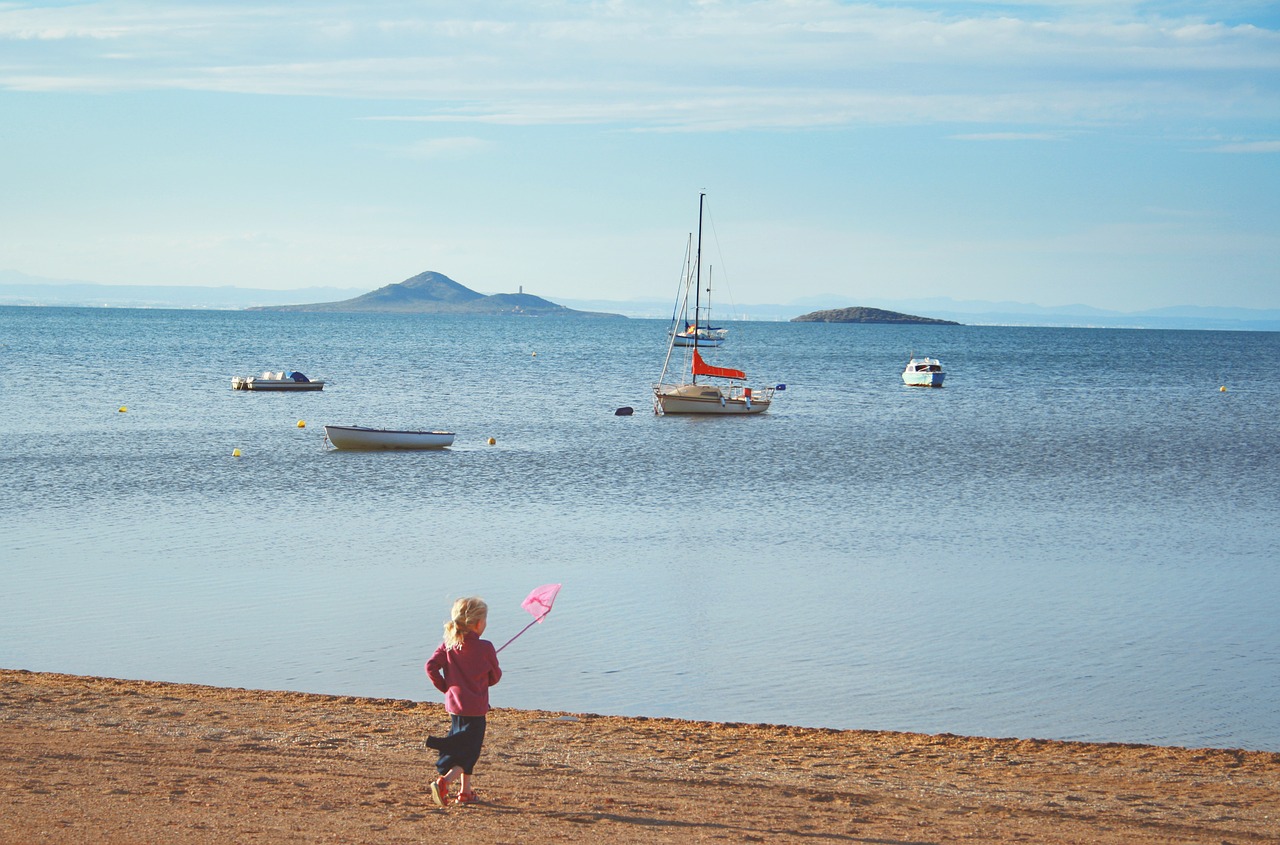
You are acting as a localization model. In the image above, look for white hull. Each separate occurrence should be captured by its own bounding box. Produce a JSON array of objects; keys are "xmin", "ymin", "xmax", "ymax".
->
[
  {"xmin": 902, "ymin": 372, "xmax": 945, "ymax": 387},
  {"xmin": 324, "ymin": 425, "xmax": 455, "ymax": 450},
  {"xmin": 671, "ymin": 335, "xmax": 724, "ymax": 348},
  {"xmin": 653, "ymin": 383, "xmax": 771, "ymax": 415}
]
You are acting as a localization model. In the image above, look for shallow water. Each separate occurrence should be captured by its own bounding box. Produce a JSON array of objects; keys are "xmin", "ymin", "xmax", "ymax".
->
[{"xmin": 2, "ymin": 306, "xmax": 1277, "ymax": 750}]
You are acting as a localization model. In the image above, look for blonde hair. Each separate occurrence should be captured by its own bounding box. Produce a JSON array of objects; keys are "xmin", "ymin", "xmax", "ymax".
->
[{"xmin": 443, "ymin": 597, "xmax": 488, "ymax": 650}]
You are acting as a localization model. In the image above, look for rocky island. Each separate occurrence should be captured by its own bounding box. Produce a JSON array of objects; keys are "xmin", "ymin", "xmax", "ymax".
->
[
  {"xmin": 250, "ymin": 270, "xmax": 622, "ymax": 317},
  {"xmin": 792, "ymin": 306, "xmax": 960, "ymax": 325}
]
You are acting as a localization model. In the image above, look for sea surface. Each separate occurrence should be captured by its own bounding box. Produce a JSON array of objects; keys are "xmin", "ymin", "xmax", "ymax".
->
[{"xmin": 2, "ymin": 305, "xmax": 1278, "ymax": 751}]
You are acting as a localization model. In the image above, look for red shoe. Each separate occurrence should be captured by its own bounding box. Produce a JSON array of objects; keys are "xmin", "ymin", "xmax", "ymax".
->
[
  {"xmin": 430, "ymin": 776, "xmax": 451, "ymax": 808},
  {"xmin": 457, "ymin": 790, "xmax": 478, "ymax": 805}
]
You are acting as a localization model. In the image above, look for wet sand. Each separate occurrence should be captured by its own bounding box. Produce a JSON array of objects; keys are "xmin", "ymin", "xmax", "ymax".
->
[{"xmin": 2, "ymin": 668, "xmax": 1277, "ymax": 844}]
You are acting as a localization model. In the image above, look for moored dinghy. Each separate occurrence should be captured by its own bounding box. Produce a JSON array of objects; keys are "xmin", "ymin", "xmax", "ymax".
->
[{"xmin": 323, "ymin": 425, "xmax": 455, "ymax": 450}]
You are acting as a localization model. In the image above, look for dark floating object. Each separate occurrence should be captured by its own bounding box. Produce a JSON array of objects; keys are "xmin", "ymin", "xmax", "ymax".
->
[{"xmin": 614, "ymin": 406, "xmax": 635, "ymax": 416}]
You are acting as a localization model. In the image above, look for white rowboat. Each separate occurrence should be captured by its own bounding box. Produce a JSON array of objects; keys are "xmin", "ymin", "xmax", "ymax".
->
[{"xmin": 323, "ymin": 425, "xmax": 455, "ymax": 450}]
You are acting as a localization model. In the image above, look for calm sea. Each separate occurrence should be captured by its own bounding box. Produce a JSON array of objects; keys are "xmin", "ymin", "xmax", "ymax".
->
[{"xmin": 2, "ymin": 305, "xmax": 1277, "ymax": 751}]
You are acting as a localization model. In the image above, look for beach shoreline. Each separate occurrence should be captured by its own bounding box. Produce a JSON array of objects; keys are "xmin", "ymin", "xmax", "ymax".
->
[{"xmin": 2, "ymin": 668, "xmax": 1277, "ymax": 844}]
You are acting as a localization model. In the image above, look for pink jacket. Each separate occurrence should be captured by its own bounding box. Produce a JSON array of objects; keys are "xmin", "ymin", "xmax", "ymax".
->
[{"xmin": 425, "ymin": 633, "xmax": 502, "ymax": 717}]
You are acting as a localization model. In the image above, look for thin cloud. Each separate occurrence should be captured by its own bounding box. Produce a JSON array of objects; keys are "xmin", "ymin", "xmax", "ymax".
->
[
  {"xmin": 952, "ymin": 131, "xmax": 1067, "ymax": 141},
  {"xmin": 0, "ymin": 1, "xmax": 1276, "ymax": 132},
  {"xmin": 1210, "ymin": 139, "xmax": 1280, "ymax": 152}
]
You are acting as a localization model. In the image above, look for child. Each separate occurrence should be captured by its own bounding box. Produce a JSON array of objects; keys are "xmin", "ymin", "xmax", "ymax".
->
[{"xmin": 424, "ymin": 596, "xmax": 502, "ymax": 807}]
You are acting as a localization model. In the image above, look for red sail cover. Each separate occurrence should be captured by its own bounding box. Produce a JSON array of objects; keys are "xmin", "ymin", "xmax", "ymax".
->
[{"xmin": 692, "ymin": 349, "xmax": 746, "ymax": 380}]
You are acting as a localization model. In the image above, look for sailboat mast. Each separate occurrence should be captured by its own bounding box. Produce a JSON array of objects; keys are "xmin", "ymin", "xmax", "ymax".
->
[
  {"xmin": 694, "ymin": 193, "xmax": 705, "ymax": 325},
  {"xmin": 692, "ymin": 191, "xmax": 704, "ymax": 382},
  {"xmin": 706, "ymin": 265, "xmax": 712, "ymax": 330}
]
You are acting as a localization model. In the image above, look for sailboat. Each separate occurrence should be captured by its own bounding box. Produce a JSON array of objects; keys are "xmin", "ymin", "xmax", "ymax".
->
[
  {"xmin": 671, "ymin": 321, "xmax": 728, "ymax": 347},
  {"xmin": 669, "ymin": 258, "xmax": 728, "ymax": 347},
  {"xmin": 653, "ymin": 193, "xmax": 777, "ymax": 416}
]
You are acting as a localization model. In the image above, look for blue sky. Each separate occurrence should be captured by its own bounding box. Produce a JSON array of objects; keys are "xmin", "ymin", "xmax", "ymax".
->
[{"xmin": 2, "ymin": 1, "xmax": 1277, "ymax": 310}]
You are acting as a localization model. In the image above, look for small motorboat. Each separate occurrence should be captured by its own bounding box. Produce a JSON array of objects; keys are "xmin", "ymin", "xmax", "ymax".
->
[
  {"xmin": 323, "ymin": 425, "xmax": 455, "ymax": 451},
  {"xmin": 902, "ymin": 357, "xmax": 945, "ymax": 387},
  {"xmin": 232, "ymin": 371, "xmax": 324, "ymax": 391}
]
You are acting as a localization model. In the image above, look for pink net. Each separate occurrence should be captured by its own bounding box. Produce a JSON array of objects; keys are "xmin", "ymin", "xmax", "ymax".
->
[{"xmin": 521, "ymin": 583, "xmax": 562, "ymax": 621}]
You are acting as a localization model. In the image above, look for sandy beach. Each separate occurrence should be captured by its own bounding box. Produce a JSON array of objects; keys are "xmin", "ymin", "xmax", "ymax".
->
[{"xmin": 2, "ymin": 668, "xmax": 1277, "ymax": 844}]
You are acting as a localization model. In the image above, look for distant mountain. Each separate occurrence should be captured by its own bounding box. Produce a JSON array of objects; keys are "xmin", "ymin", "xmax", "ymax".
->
[
  {"xmin": 791, "ymin": 306, "xmax": 961, "ymax": 325},
  {"xmin": 250, "ymin": 271, "xmax": 623, "ymax": 317}
]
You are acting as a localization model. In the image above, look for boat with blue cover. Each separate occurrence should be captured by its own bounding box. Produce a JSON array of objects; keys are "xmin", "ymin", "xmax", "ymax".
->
[{"xmin": 232, "ymin": 370, "xmax": 324, "ymax": 391}]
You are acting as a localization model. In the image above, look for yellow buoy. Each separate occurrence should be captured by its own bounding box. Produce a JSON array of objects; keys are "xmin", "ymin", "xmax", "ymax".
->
[
  {"xmin": 1220, "ymin": 386, "xmax": 1226, "ymax": 392},
  {"xmin": 487, "ymin": 437, "xmax": 497, "ymax": 446},
  {"xmin": 118, "ymin": 406, "xmax": 127, "ymax": 413},
  {"xmin": 232, "ymin": 448, "xmax": 241, "ymax": 457},
  {"xmin": 297, "ymin": 420, "xmax": 306, "ymax": 428}
]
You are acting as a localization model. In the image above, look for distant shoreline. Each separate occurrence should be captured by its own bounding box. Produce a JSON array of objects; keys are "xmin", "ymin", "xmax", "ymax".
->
[
  {"xmin": 4, "ymin": 271, "xmax": 1280, "ymax": 329},
  {"xmin": 3, "ymin": 299, "xmax": 1279, "ymax": 331}
]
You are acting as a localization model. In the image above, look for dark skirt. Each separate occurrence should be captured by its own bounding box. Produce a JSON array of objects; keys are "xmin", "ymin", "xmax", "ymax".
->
[{"xmin": 430, "ymin": 714, "xmax": 487, "ymax": 775}]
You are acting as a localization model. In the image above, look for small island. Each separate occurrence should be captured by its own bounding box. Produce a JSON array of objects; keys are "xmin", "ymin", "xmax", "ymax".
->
[
  {"xmin": 788, "ymin": 307, "xmax": 962, "ymax": 323},
  {"xmin": 249, "ymin": 270, "xmax": 622, "ymax": 318},
  {"xmin": 791, "ymin": 306, "xmax": 960, "ymax": 325},
  {"xmin": 788, "ymin": 307, "xmax": 962, "ymax": 326}
]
